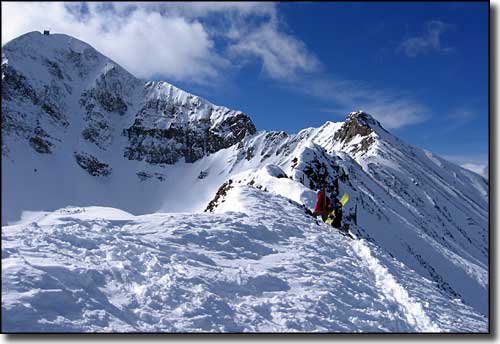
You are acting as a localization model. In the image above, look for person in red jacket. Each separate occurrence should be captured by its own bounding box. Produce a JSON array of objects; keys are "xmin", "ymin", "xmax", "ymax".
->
[{"xmin": 313, "ymin": 184, "xmax": 333, "ymax": 222}]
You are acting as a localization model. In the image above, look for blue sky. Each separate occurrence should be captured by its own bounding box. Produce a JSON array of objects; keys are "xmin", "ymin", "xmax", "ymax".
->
[{"xmin": 1, "ymin": 2, "xmax": 489, "ymax": 176}]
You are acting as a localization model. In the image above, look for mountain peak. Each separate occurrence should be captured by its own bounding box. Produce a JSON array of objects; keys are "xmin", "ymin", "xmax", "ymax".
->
[
  {"xmin": 322, "ymin": 111, "xmax": 390, "ymax": 157},
  {"xmin": 2, "ymin": 30, "xmax": 257, "ymax": 167},
  {"xmin": 346, "ymin": 111, "xmax": 384, "ymax": 131},
  {"xmin": 331, "ymin": 111, "xmax": 379, "ymax": 146},
  {"xmin": 2, "ymin": 30, "xmax": 113, "ymax": 87},
  {"xmin": 3, "ymin": 31, "xmax": 97, "ymax": 56}
]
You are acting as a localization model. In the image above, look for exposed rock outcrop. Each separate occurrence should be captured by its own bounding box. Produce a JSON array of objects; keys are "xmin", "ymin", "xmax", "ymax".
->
[
  {"xmin": 74, "ymin": 151, "xmax": 112, "ymax": 177},
  {"xmin": 333, "ymin": 111, "xmax": 381, "ymax": 154},
  {"xmin": 205, "ymin": 180, "xmax": 234, "ymax": 212}
]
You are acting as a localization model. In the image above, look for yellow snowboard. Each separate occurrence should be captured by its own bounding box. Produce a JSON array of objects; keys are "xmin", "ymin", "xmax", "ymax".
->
[{"xmin": 325, "ymin": 193, "xmax": 349, "ymax": 225}]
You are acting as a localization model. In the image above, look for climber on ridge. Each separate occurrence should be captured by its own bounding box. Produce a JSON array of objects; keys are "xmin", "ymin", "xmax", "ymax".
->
[
  {"xmin": 313, "ymin": 180, "xmax": 344, "ymax": 229},
  {"xmin": 313, "ymin": 183, "xmax": 333, "ymax": 222}
]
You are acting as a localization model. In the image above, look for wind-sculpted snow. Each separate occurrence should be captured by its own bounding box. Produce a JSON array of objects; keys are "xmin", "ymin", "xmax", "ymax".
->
[{"xmin": 2, "ymin": 188, "xmax": 486, "ymax": 332}]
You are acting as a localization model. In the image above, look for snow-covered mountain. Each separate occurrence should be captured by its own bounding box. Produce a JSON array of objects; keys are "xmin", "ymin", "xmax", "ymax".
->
[
  {"xmin": 2, "ymin": 31, "xmax": 255, "ymax": 221},
  {"xmin": 1, "ymin": 32, "xmax": 489, "ymax": 332}
]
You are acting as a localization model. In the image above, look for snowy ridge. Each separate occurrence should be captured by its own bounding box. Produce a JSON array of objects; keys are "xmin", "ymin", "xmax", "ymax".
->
[
  {"xmin": 2, "ymin": 185, "xmax": 486, "ymax": 332},
  {"xmin": 209, "ymin": 117, "xmax": 488, "ymax": 316},
  {"xmin": 141, "ymin": 80, "xmax": 249, "ymax": 129},
  {"xmin": 1, "ymin": 31, "xmax": 489, "ymax": 332}
]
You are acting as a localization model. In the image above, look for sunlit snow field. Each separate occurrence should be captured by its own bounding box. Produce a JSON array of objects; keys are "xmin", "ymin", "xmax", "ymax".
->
[{"xmin": 2, "ymin": 186, "xmax": 487, "ymax": 332}]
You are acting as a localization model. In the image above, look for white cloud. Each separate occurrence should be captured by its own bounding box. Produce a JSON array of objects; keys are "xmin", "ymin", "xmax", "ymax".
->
[
  {"xmin": 461, "ymin": 163, "xmax": 488, "ymax": 179},
  {"xmin": 137, "ymin": 2, "xmax": 278, "ymax": 19},
  {"xmin": 1, "ymin": 2, "xmax": 431, "ymax": 129},
  {"xmin": 2, "ymin": 2, "xmax": 226, "ymax": 83},
  {"xmin": 229, "ymin": 22, "xmax": 321, "ymax": 80},
  {"xmin": 1, "ymin": 2, "xmax": 317, "ymax": 84},
  {"xmin": 397, "ymin": 20, "xmax": 454, "ymax": 58},
  {"xmin": 303, "ymin": 77, "xmax": 428, "ymax": 129},
  {"xmin": 442, "ymin": 154, "xmax": 488, "ymax": 179}
]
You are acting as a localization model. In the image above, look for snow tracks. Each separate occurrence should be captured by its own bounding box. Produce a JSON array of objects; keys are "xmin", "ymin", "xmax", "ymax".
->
[{"xmin": 349, "ymin": 239, "xmax": 440, "ymax": 332}]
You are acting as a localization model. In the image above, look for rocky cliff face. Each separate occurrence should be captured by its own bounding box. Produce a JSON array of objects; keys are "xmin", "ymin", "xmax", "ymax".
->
[
  {"xmin": 123, "ymin": 82, "xmax": 256, "ymax": 164},
  {"xmin": 331, "ymin": 111, "xmax": 384, "ymax": 155},
  {"xmin": 1, "ymin": 31, "xmax": 256, "ymax": 167}
]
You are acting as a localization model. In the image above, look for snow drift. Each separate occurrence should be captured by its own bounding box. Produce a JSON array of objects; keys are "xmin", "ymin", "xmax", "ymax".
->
[{"xmin": 2, "ymin": 186, "xmax": 486, "ymax": 332}]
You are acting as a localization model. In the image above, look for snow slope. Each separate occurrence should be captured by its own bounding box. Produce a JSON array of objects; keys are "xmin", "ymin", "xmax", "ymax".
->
[
  {"xmin": 2, "ymin": 185, "xmax": 486, "ymax": 332},
  {"xmin": 1, "ymin": 31, "xmax": 489, "ymax": 332},
  {"xmin": 171, "ymin": 118, "xmax": 489, "ymax": 317},
  {"xmin": 2, "ymin": 31, "xmax": 255, "ymax": 224}
]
